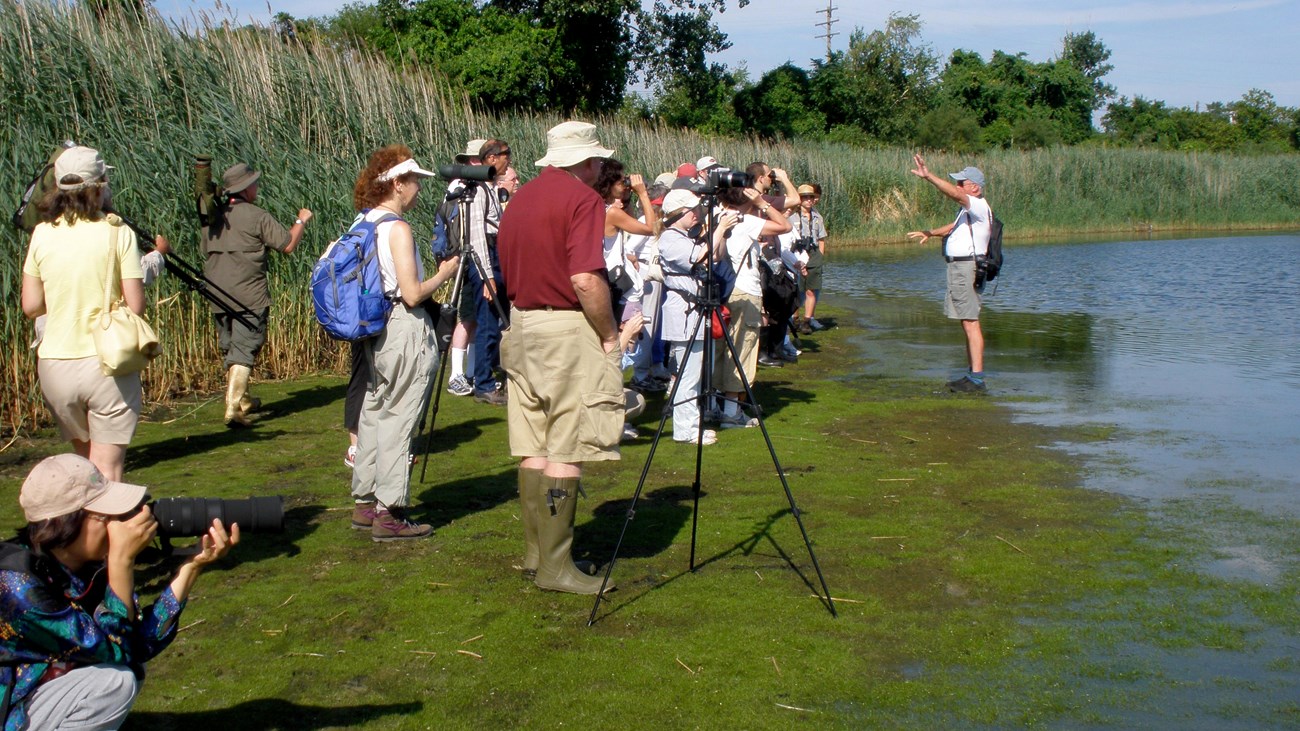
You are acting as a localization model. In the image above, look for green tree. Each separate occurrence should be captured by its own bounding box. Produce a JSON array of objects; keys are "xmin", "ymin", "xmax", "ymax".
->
[
  {"xmin": 733, "ymin": 64, "xmax": 826, "ymax": 139},
  {"xmin": 1231, "ymin": 88, "xmax": 1291, "ymax": 151},
  {"xmin": 808, "ymin": 13, "xmax": 938, "ymax": 144},
  {"xmin": 1060, "ymin": 30, "xmax": 1115, "ymax": 111}
]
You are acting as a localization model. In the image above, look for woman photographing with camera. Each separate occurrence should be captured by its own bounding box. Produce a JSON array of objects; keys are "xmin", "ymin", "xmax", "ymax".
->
[
  {"xmin": 0, "ymin": 454, "xmax": 237, "ymax": 730},
  {"xmin": 658, "ymin": 189, "xmax": 737, "ymax": 445}
]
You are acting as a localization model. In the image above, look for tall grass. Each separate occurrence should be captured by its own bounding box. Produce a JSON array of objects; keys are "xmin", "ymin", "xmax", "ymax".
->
[{"xmin": 2, "ymin": 0, "xmax": 1299, "ymax": 435}]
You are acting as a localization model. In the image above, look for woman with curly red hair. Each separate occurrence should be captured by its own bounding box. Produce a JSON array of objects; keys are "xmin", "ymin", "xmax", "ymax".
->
[{"xmin": 348, "ymin": 145, "xmax": 459, "ymax": 541}]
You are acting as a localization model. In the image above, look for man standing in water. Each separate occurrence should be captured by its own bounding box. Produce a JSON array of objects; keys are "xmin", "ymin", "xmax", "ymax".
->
[{"xmin": 907, "ymin": 154, "xmax": 992, "ymax": 393}]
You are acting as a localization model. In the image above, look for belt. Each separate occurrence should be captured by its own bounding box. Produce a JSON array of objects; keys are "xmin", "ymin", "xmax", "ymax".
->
[
  {"xmin": 518, "ymin": 305, "xmax": 580, "ymax": 312},
  {"xmin": 944, "ymin": 255, "xmax": 975, "ymax": 263}
]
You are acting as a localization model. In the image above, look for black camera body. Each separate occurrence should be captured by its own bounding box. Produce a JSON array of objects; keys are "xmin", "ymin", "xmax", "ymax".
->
[
  {"xmin": 689, "ymin": 168, "xmax": 753, "ymax": 196},
  {"xmin": 791, "ymin": 237, "xmax": 815, "ymax": 254}
]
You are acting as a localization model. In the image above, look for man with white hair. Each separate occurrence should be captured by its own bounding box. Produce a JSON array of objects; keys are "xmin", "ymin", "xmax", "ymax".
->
[
  {"xmin": 907, "ymin": 154, "xmax": 993, "ymax": 393},
  {"xmin": 497, "ymin": 121, "xmax": 622, "ymax": 595}
]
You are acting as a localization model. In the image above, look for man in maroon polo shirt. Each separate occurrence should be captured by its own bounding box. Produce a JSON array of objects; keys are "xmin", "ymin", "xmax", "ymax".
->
[{"xmin": 498, "ymin": 121, "xmax": 622, "ymax": 595}]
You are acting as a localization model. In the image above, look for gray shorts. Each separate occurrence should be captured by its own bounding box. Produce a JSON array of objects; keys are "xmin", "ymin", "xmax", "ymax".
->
[{"xmin": 944, "ymin": 260, "xmax": 981, "ymax": 320}]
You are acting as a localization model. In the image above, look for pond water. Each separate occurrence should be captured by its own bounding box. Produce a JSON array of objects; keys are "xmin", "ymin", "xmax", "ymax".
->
[
  {"xmin": 824, "ymin": 232, "xmax": 1300, "ymax": 520},
  {"xmin": 824, "ymin": 232, "xmax": 1300, "ymax": 725}
]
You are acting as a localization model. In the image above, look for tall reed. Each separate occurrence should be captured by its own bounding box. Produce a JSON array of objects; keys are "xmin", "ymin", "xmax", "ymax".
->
[{"xmin": 2, "ymin": 0, "xmax": 1298, "ymax": 434}]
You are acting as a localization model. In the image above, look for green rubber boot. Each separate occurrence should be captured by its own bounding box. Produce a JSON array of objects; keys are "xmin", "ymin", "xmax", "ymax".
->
[
  {"xmin": 533, "ymin": 477, "xmax": 611, "ymax": 595},
  {"xmin": 519, "ymin": 468, "xmax": 544, "ymax": 577}
]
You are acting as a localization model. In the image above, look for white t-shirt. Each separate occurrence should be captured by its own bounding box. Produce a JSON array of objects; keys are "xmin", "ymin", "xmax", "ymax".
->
[
  {"xmin": 359, "ymin": 209, "xmax": 419, "ymax": 298},
  {"xmin": 944, "ymin": 195, "xmax": 992, "ymax": 258},
  {"xmin": 722, "ymin": 214, "xmax": 766, "ymax": 298}
]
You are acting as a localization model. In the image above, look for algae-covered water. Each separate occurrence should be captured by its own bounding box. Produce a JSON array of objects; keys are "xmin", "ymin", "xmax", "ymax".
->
[{"xmin": 826, "ymin": 232, "xmax": 1300, "ymax": 727}]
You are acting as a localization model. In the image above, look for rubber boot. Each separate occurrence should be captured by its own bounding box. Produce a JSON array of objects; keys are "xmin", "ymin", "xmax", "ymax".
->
[
  {"xmin": 518, "ymin": 468, "xmax": 544, "ymax": 577},
  {"xmin": 533, "ymin": 477, "xmax": 611, "ymax": 595},
  {"xmin": 239, "ymin": 391, "xmax": 262, "ymax": 416},
  {"xmin": 224, "ymin": 364, "xmax": 253, "ymax": 428},
  {"xmin": 520, "ymin": 469, "xmax": 596, "ymax": 579}
]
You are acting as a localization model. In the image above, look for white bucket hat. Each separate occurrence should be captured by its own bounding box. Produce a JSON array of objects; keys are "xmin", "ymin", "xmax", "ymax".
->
[{"xmin": 535, "ymin": 121, "xmax": 614, "ymax": 168}]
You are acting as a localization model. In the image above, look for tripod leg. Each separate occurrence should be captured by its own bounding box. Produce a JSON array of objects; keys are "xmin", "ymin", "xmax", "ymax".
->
[
  {"xmin": 417, "ymin": 255, "xmax": 468, "ymax": 482},
  {"xmin": 714, "ymin": 313, "xmax": 838, "ymax": 617}
]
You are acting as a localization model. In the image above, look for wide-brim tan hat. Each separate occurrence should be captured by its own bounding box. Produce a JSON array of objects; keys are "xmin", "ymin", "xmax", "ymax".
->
[
  {"xmin": 222, "ymin": 163, "xmax": 261, "ymax": 194},
  {"xmin": 535, "ymin": 121, "xmax": 614, "ymax": 168}
]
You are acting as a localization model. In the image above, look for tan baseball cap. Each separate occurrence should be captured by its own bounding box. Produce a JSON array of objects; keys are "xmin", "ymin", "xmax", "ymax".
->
[{"xmin": 20, "ymin": 454, "xmax": 148, "ymax": 522}]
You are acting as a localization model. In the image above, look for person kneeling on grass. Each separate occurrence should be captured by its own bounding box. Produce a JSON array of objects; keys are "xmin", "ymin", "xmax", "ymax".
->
[{"xmin": 0, "ymin": 454, "xmax": 237, "ymax": 731}]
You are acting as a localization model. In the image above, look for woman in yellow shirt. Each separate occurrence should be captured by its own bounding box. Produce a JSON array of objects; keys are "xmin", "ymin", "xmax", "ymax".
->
[{"xmin": 21, "ymin": 147, "xmax": 145, "ymax": 481}]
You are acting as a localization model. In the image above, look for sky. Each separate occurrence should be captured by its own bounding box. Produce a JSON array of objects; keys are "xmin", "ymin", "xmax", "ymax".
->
[{"xmin": 155, "ymin": 0, "xmax": 1300, "ymax": 110}]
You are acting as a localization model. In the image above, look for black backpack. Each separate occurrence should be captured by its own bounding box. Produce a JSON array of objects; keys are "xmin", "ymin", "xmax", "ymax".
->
[{"xmin": 978, "ymin": 214, "xmax": 1004, "ymax": 283}]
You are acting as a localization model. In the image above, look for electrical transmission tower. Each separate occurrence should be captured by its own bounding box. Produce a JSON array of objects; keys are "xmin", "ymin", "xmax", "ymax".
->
[{"xmin": 815, "ymin": 0, "xmax": 839, "ymax": 60}]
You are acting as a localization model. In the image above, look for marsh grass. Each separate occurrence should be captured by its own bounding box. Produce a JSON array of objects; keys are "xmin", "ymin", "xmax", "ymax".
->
[
  {"xmin": 0, "ymin": 309, "xmax": 1294, "ymax": 727},
  {"xmin": 3, "ymin": 0, "xmax": 1300, "ymax": 434}
]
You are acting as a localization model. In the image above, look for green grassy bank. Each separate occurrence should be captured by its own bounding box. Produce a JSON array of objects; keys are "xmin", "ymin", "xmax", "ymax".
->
[
  {"xmin": 3, "ymin": 0, "xmax": 1299, "ymax": 434},
  {"xmin": 1, "ymin": 310, "xmax": 1295, "ymax": 728}
]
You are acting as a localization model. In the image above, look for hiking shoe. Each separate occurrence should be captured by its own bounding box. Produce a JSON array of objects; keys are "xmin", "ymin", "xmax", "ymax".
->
[
  {"xmin": 718, "ymin": 413, "xmax": 759, "ymax": 430},
  {"xmin": 629, "ymin": 377, "xmax": 667, "ymax": 394},
  {"xmin": 808, "ymin": 317, "xmax": 825, "ymax": 331},
  {"xmin": 674, "ymin": 429, "xmax": 718, "ymax": 445},
  {"xmin": 447, "ymin": 374, "xmax": 473, "ymax": 396},
  {"xmin": 344, "ymin": 445, "xmax": 357, "ymax": 469},
  {"xmin": 757, "ymin": 354, "xmax": 784, "ymax": 368},
  {"xmin": 947, "ymin": 376, "xmax": 987, "ymax": 393},
  {"xmin": 371, "ymin": 509, "xmax": 433, "ymax": 542},
  {"xmin": 621, "ymin": 423, "xmax": 639, "ymax": 441},
  {"xmin": 474, "ymin": 388, "xmax": 508, "ymax": 406},
  {"xmin": 797, "ymin": 321, "xmax": 813, "ymax": 335},
  {"xmin": 351, "ymin": 501, "xmax": 377, "ymax": 530}
]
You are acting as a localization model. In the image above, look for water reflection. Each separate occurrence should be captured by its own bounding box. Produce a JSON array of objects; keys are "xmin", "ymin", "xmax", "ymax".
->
[{"xmin": 826, "ymin": 232, "xmax": 1300, "ymax": 517}]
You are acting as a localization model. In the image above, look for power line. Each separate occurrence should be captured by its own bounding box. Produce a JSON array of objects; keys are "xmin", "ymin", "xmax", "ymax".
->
[{"xmin": 815, "ymin": 1, "xmax": 839, "ymax": 60}]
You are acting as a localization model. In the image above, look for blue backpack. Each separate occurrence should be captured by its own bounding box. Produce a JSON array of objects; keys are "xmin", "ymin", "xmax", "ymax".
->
[{"xmin": 311, "ymin": 211, "xmax": 399, "ymax": 341}]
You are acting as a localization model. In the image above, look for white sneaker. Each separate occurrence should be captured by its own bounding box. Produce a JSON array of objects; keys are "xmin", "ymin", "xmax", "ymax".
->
[
  {"xmin": 673, "ymin": 429, "xmax": 718, "ymax": 445},
  {"xmin": 621, "ymin": 423, "xmax": 639, "ymax": 441},
  {"xmin": 447, "ymin": 374, "xmax": 473, "ymax": 396},
  {"xmin": 718, "ymin": 413, "xmax": 758, "ymax": 430}
]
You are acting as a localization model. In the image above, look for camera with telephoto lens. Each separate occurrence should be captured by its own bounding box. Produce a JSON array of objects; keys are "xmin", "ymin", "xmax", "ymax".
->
[
  {"xmin": 150, "ymin": 496, "xmax": 285, "ymax": 538},
  {"xmin": 689, "ymin": 168, "xmax": 753, "ymax": 196},
  {"xmin": 438, "ymin": 164, "xmax": 496, "ymax": 183}
]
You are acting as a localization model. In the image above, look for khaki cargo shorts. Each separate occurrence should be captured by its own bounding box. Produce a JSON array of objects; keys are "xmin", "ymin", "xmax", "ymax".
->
[{"xmin": 500, "ymin": 308, "xmax": 624, "ymax": 464}]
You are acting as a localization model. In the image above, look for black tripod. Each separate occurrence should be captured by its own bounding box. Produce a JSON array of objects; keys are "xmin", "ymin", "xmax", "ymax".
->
[
  {"xmin": 588, "ymin": 199, "xmax": 836, "ymax": 624},
  {"xmin": 416, "ymin": 182, "xmax": 510, "ymax": 480}
]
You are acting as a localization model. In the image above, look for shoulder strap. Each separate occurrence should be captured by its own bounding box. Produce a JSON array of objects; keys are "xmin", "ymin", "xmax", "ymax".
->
[{"xmin": 102, "ymin": 215, "xmax": 123, "ymax": 320}]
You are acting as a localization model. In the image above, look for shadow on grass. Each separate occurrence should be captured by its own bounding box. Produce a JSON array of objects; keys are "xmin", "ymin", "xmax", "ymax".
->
[
  {"xmin": 412, "ymin": 416, "xmax": 497, "ymax": 467},
  {"xmin": 124, "ymin": 698, "xmax": 423, "ymax": 730},
  {"xmin": 588, "ymin": 505, "xmax": 835, "ymax": 622},
  {"xmin": 579, "ymin": 485, "xmax": 696, "ymax": 562},
  {"xmin": 125, "ymin": 428, "xmax": 290, "ymax": 472},
  {"xmin": 248, "ymin": 382, "xmax": 347, "ymax": 424},
  {"xmin": 752, "ymin": 381, "xmax": 815, "ymax": 419},
  {"xmin": 414, "ymin": 466, "xmax": 516, "ymax": 530}
]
